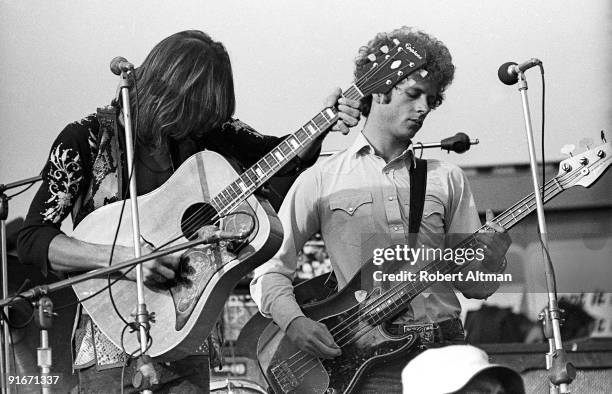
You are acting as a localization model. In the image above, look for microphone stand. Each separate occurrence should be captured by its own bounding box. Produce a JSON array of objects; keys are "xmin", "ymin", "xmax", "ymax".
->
[
  {"xmin": 514, "ymin": 71, "xmax": 575, "ymax": 393},
  {"xmin": 0, "ymin": 175, "xmax": 43, "ymax": 394},
  {"xmin": 115, "ymin": 69, "xmax": 154, "ymax": 393}
]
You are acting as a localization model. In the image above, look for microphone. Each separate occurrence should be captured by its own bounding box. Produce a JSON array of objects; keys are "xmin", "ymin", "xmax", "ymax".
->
[
  {"xmin": 414, "ymin": 132, "xmax": 479, "ymax": 154},
  {"xmin": 110, "ymin": 56, "xmax": 135, "ymax": 75},
  {"xmin": 320, "ymin": 132, "xmax": 479, "ymax": 157},
  {"xmin": 497, "ymin": 58, "xmax": 542, "ymax": 85}
]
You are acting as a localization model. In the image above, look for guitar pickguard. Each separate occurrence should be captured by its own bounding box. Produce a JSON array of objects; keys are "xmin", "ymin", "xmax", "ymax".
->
[
  {"xmin": 171, "ymin": 208, "xmax": 256, "ymax": 331},
  {"xmin": 171, "ymin": 245, "xmax": 236, "ymax": 331},
  {"xmin": 320, "ymin": 310, "xmax": 418, "ymax": 393}
]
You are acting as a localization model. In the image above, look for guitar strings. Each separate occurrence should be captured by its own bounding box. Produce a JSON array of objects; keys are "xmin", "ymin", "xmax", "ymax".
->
[
  {"xmin": 143, "ymin": 47, "xmax": 405, "ymax": 252},
  {"xmin": 278, "ymin": 160, "xmax": 601, "ymax": 380}
]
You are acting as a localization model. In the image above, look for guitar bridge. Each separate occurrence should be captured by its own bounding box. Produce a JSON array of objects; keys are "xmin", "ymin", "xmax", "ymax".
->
[{"xmin": 271, "ymin": 362, "xmax": 300, "ymax": 393}]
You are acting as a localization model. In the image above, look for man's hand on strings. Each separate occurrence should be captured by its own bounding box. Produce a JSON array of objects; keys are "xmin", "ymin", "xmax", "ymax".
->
[
  {"xmin": 286, "ymin": 316, "xmax": 342, "ymax": 359},
  {"xmin": 476, "ymin": 209, "xmax": 512, "ymax": 272},
  {"xmin": 114, "ymin": 242, "xmax": 180, "ymax": 286}
]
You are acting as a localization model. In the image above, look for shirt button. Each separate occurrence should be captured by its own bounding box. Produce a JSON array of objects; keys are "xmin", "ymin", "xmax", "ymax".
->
[
  {"xmin": 348, "ymin": 208, "xmax": 354, "ymax": 213},
  {"xmin": 388, "ymin": 196, "xmax": 394, "ymax": 201}
]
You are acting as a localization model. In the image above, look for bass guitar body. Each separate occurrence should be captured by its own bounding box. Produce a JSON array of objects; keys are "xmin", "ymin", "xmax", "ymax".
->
[
  {"xmin": 71, "ymin": 150, "xmax": 283, "ymax": 360},
  {"xmin": 257, "ymin": 267, "xmax": 421, "ymax": 394}
]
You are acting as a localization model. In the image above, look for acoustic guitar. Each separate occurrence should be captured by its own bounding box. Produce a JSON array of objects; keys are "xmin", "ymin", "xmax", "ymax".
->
[
  {"xmin": 256, "ymin": 138, "xmax": 611, "ymax": 393},
  {"xmin": 71, "ymin": 39, "xmax": 428, "ymax": 359}
]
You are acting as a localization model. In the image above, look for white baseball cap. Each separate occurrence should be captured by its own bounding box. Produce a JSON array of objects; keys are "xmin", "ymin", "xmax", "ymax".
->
[{"xmin": 402, "ymin": 345, "xmax": 525, "ymax": 393}]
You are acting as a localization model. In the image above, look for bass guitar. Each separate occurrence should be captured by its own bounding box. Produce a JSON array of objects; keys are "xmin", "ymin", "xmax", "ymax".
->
[
  {"xmin": 71, "ymin": 39, "xmax": 428, "ymax": 359},
  {"xmin": 256, "ymin": 138, "xmax": 611, "ymax": 393}
]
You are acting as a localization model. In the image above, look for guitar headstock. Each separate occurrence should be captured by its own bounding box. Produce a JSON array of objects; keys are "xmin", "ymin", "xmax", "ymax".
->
[
  {"xmin": 355, "ymin": 39, "xmax": 428, "ymax": 96},
  {"xmin": 557, "ymin": 134, "xmax": 611, "ymax": 189}
]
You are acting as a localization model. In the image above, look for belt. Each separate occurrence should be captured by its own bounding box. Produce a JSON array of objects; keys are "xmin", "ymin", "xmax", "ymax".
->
[{"xmin": 386, "ymin": 318, "xmax": 465, "ymax": 344}]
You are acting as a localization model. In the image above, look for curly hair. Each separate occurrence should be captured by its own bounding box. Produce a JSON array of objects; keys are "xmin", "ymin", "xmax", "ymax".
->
[
  {"xmin": 130, "ymin": 30, "xmax": 235, "ymax": 150},
  {"xmin": 354, "ymin": 26, "xmax": 455, "ymax": 116}
]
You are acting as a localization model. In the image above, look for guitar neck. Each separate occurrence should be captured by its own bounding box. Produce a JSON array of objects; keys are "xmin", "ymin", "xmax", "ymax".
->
[
  {"xmin": 366, "ymin": 174, "xmax": 567, "ymax": 324},
  {"xmin": 211, "ymin": 85, "xmax": 364, "ymax": 216}
]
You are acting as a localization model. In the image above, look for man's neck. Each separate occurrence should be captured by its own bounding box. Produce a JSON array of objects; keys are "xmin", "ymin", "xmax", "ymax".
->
[{"xmin": 362, "ymin": 121, "xmax": 411, "ymax": 163}]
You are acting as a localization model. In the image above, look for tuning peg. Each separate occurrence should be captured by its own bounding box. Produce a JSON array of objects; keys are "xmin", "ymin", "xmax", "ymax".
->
[
  {"xmin": 367, "ymin": 53, "xmax": 376, "ymax": 62},
  {"xmin": 601, "ymin": 130, "xmax": 607, "ymax": 143},
  {"xmin": 393, "ymin": 38, "xmax": 400, "ymax": 46},
  {"xmin": 560, "ymin": 144, "xmax": 575, "ymax": 157},
  {"xmin": 579, "ymin": 138, "xmax": 594, "ymax": 150},
  {"xmin": 380, "ymin": 45, "xmax": 389, "ymax": 54}
]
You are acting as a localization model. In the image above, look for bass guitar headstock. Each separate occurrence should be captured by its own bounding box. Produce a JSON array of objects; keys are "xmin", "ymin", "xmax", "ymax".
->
[{"xmin": 557, "ymin": 132, "xmax": 611, "ymax": 189}]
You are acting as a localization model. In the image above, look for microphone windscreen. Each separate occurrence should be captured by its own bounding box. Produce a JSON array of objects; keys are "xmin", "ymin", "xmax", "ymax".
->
[
  {"xmin": 110, "ymin": 56, "xmax": 129, "ymax": 75},
  {"xmin": 441, "ymin": 132, "xmax": 471, "ymax": 153},
  {"xmin": 498, "ymin": 61, "xmax": 519, "ymax": 85}
]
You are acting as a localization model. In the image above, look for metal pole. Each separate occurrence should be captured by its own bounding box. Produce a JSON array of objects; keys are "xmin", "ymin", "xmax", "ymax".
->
[
  {"xmin": 0, "ymin": 178, "xmax": 42, "ymax": 394},
  {"xmin": 36, "ymin": 297, "xmax": 53, "ymax": 394},
  {"xmin": 516, "ymin": 72, "xmax": 573, "ymax": 393},
  {"xmin": 118, "ymin": 70, "xmax": 153, "ymax": 394},
  {"xmin": 1, "ymin": 197, "xmax": 11, "ymax": 394}
]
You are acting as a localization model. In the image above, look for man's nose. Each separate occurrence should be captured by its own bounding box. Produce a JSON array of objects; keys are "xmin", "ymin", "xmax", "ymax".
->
[{"xmin": 415, "ymin": 96, "xmax": 430, "ymax": 113}]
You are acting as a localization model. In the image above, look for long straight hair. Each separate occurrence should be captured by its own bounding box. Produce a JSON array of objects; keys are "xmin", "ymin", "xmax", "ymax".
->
[{"xmin": 131, "ymin": 30, "xmax": 235, "ymax": 149}]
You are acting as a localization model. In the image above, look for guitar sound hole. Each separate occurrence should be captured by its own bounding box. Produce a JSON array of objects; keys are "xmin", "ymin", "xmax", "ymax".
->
[{"xmin": 180, "ymin": 202, "xmax": 218, "ymax": 240}]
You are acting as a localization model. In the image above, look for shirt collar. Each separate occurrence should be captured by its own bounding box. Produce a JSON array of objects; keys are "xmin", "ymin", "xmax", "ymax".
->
[{"xmin": 348, "ymin": 132, "xmax": 417, "ymax": 169}]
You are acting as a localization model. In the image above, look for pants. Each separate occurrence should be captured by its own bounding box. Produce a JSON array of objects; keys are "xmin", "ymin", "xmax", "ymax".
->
[
  {"xmin": 353, "ymin": 361, "xmax": 405, "ymax": 394},
  {"xmin": 75, "ymin": 355, "xmax": 210, "ymax": 394}
]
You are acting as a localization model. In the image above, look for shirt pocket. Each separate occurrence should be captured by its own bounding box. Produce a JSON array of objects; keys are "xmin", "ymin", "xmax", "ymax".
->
[
  {"xmin": 328, "ymin": 191, "xmax": 375, "ymax": 246},
  {"xmin": 421, "ymin": 197, "xmax": 446, "ymax": 235}
]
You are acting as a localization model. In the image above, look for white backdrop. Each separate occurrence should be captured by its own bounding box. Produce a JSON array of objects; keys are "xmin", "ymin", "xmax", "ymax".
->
[{"xmin": 1, "ymin": 0, "xmax": 610, "ymax": 222}]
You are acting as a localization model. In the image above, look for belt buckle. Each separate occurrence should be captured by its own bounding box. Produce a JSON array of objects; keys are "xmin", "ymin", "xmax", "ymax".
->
[{"xmin": 402, "ymin": 323, "xmax": 439, "ymax": 344}]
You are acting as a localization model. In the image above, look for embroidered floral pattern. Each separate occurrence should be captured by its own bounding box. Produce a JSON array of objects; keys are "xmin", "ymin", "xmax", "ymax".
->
[{"xmin": 41, "ymin": 143, "xmax": 83, "ymax": 223}]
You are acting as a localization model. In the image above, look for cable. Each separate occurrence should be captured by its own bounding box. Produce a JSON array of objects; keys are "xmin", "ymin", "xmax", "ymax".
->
[
  {"xmin": 4, "ymin": 181, "xmax": 37, "ymax": 200},
  {"xmin": 0, "ymin": 295, "xmax": 34, "ymax": 330},
  {"xmin": 539, "ymin": 64, "xmax": 546, "ymax": 207},
  {"xmin": 536, "ymin": 63, "xmax": 557, "ymax": 298},
  {"xmin": 0, "ymin": 280, "xmax": 36, "ymax": 329}
]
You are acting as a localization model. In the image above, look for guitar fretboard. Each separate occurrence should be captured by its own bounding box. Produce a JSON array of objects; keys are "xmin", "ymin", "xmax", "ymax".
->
[{"xmin": 211, "ymin": 85, "xmax": 364, "ymax": 216}]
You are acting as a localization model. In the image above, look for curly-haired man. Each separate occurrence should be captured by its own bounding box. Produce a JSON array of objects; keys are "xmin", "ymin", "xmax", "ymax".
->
[{"xmin": 251, "ymin": 27, "xmax": 511, "ymax": 392}]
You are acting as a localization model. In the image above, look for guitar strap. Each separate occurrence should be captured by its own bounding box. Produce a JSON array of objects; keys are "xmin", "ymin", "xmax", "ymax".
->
[{"xmin": 408, "ymin": 157, "xmax": 428, "ymax": 248}]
